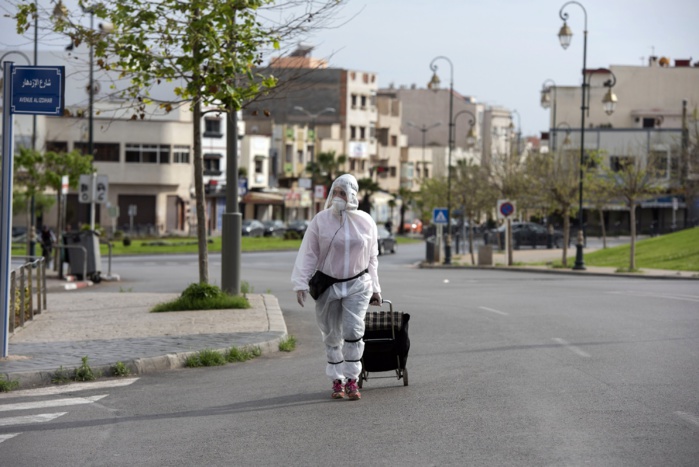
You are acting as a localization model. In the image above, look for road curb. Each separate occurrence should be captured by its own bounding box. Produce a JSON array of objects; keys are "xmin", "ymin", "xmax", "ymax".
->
[
  {"xmin": 418, "ymin": 261, "xmax": 699, "ymax": 280},
  {"xmin": 3, "ymin": 295, "xmax": 288, "ymax": 389}
]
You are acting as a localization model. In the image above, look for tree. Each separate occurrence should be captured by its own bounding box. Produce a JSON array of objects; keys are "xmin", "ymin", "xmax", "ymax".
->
[
  {"xmin": 13, "ymin": 148, "xmax": 93, "ymax": 254},
  {"xmin": 306, "ymin": 150, "xmax": 347, "ymax": 194},
  {"xmin": 583, "ymin": 152, "xmax": 616, "ymax": 249},
  {"xmin": 600, "ymin": 150, "xmax": 664, "ymax": 270},
  {"xmin": 357, "ymin": 177, "xmax": 380, "ymax": 214},
  {"xmin": 453, "ymin": 159, "xmax": 497, "ymax": 264},
  {"xmin": 16, "ymin": 0, "xmax": 345, "ymax": 285},
  {"xmin": 525, "ymin": 149, "xmax": 580, "ymax": 267},
  {"xmin": 397, "ymin": 187, "xmax": 416, "ymax": 235}
]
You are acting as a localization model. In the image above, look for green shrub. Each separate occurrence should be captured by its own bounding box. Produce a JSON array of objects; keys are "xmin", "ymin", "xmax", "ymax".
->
[
  {"xmin": 51, "ymin": 366, "xmax": 72, "ymax": 385},
  {"xmin": 181, "ymin": 282, "xmax": 226, "ymax": 300},
  {"xmin": 284, "ymin": 230, "xmax": 301, "ymax": 240},
  {"xmin": 0, "ymin": 376, "xmax": 20, "ymax": 392},
  {"xmin": 74, "ymin": 356, "xmax": 99, "ymax": 381},
  {"xmin": 113, "ymin": 230, "xmax": 124, "ymax": 240},
  {"xmin": 112, "ymin": 361, "xmax": 130, "ymax": 377},
  {"xmin": 279, "ymin": 335, "xmax": 297, "ymax": 352},
  {"xmin": 122, "ymin": 236, "xmax": 132, "ymax": 247}
]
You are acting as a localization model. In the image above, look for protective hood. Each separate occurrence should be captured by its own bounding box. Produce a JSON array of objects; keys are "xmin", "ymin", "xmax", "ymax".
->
[{"xmin": 323, "ymin": 174, "xmax": 360, "ymax": 211}]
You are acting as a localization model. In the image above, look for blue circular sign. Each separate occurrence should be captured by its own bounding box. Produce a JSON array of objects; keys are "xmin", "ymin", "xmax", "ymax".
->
[{"xmin": 499, "ymin": 202, "xmax": 514, "ymax": 217}]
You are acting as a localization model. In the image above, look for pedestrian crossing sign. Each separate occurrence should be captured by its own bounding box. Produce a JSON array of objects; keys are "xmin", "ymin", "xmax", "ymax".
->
[{"xmin": 433, "ymin": 207, "xmax": 449, "ymax": 224}]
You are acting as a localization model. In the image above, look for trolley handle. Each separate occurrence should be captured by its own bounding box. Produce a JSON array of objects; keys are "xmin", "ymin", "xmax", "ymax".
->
[{"xmin": 379, "ymin": 299, "xmax": 395, "ymax": 340}]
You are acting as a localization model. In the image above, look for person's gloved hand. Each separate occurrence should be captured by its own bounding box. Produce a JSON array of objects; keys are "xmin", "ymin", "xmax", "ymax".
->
[
  {"xmin": 297, "ymin": 290, "xmax": 307, "ymax": 307},
  {"xmin": 370, "ymin": 292, "xmax": 382, "ymax": 306}
]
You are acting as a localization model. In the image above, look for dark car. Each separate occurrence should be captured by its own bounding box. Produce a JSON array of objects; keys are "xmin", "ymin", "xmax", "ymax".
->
[
  {"xmin": 262, "ymin": 220, "xmax": 287, "ymax": 237},
  {"xmin": 492, "ymin": 222, "xmax": 563, "ymax": 249},
  {"xmin": 377, "ymin": 226, "xmax": 396, "ymax": 255},
  {"xmin": 287, "ymin": 219, "xmax": 310, "ymax": 238},
  {"xmin": 241, "ymin": 219, "xmax": 265, "ymax": 237}
]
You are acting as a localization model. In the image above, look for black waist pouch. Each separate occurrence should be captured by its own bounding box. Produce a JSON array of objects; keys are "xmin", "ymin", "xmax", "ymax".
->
[{"xmin": 308, "ymin": 269, "xmax": 368, "ymax": 300}]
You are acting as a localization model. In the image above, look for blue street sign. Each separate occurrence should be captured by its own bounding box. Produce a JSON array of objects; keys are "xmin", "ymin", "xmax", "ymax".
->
[
  {"xmin": 11, "ymin": 66, "xmax": 65, "ymax": 116},
  {"xmin": 433, "ymin": 207, "xmax": 449, "ymax": 224}
]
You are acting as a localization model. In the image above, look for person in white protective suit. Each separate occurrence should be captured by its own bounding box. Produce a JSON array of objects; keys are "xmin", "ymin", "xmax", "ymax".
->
[{"xmin": 291, "ymin": 174, "xmax": 382, "ymax": 401}]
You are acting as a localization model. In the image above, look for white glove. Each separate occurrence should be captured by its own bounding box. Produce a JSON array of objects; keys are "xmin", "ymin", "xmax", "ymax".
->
[
  {"xmin": 297, "ymin": 290, "xmax": 307, "ymax": 307},
  {"xmin": 370, "ymin": 292, "xmax": 382, "ymax": 306}
]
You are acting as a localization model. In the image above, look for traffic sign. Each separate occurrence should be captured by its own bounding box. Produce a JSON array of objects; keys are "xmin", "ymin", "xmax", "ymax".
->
[
  {"xmin": 79, "ymin": 174, "xmax": 108, "ymax": 204},
  {"xmin": 497, "ymin": 199, "xmax": 516, "ymax": 219},
  {"xmin": 433, "ymin": 207, "xmax": 449, "ymax": 224}
]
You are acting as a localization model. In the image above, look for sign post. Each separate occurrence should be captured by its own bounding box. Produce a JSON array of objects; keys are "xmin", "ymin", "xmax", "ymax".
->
[
  {"xmin": 1, "ymin": 63, "xmax": 65, "ymax": 357},
  {"xmin": 497, "ymin": 200, "xmax": 516, "ymax": 266}
]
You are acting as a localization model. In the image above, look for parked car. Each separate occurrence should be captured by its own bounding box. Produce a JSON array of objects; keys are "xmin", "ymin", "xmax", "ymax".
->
[
  {"xmin": 377, "ymin": 226, "xmax": 396, "ymax": 255},
  {"xmin": 262, "ymin": 220, "xmax": 287, "ymax": 237},
  {"xmin": 286, "ymin": 219, "xmax": 310, "ymax": 238},
  {"xmin": 402, "ymin": 219, "xmax": 423, "ymax": 234},
  {"xmin": 490, "ymin": 222, "xmax": 563, "ymax": 249},
  {"xmin": 241, "ymin": 219, "xmax": 265, "ymax": 237}
]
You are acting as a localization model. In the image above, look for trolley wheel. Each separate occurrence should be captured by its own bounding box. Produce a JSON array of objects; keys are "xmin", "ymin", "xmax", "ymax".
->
[
  {"xmin": 402, "ymin": 367, "xmax": 409, "ymax": 386},
  {"xmin": 358, "ymin": 370, "xmax": 365, "ymax": 388}
]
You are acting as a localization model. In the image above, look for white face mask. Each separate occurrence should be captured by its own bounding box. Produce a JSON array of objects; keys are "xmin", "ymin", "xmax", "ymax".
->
[{"xmin": 332, "ymin": 197, "xmax": 347, "ymax": 212}]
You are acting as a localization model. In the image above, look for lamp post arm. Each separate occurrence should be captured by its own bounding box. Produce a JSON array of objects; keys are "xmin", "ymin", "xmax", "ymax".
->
[{"xmin": 559, "ymin": 1, "xmax": 587, "ymax": 30}]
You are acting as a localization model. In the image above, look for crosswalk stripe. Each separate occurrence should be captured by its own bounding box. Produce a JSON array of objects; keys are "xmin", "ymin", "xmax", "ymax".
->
[
  {"xmin": 0, "ymin": 395, "xmax": 108, "ymax": 412},
  {"xmin": 0, "ymin": 412, "xmax": 67, "ymax": 427},
  {"xmin": 0, "ymin": 434, "xmax": 20, "ymax": 443},
  {"xmin": 0, "ymin": 378, "xmax": 139, "ymax": 399}
]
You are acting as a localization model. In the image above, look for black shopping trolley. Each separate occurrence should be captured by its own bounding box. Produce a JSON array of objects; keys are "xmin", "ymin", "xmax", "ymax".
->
[{"xmin": 358, "ymin": 299, "xmax": 410, "ymax": 388}]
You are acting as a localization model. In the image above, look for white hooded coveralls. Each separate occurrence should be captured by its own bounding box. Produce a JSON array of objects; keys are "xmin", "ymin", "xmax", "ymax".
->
[{"xmin": 291, "ymin": 174, "xmax": 381, "ymax": 382}]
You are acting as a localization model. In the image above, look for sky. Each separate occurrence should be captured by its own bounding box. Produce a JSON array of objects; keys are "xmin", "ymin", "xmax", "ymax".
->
[{"xmin": 2, "ymin": 0, "xmax": 698, "ymax": 136}]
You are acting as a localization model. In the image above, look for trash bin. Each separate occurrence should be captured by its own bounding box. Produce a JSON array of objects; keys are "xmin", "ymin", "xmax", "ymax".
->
[
  {"xmin": 425, "ymin": 235, "xmax": 436, "ymax": 264},
  {"xmin": 478, "ymin": 245, "xmax": 493, "ymax": 266},
  {"xmin": 63, "ymin": 230, "xmax": 102, "ymax": 282}
]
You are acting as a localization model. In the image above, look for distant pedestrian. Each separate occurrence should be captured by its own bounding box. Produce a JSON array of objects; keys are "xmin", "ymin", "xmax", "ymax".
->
[
  {"xmin": 40, "ymin": 225, "xmax": 56, "ymax": 267},
  {"xmin": 385, "ymin": 220, "xmax": 393, "ymax": 233}
]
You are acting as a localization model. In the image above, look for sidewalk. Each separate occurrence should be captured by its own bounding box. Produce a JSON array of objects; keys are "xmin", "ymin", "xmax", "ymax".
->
[
  {"xmin": 1, "ymin": 274, "xmax": 287, "ymax": 389},
  {"xmin": 422, "ymin": 246, "xmax": 699, "ymax": 280}
]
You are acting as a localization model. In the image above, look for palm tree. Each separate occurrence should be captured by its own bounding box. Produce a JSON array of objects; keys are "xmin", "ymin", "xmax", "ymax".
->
[{"xmin": 357, "ymin": 178, "xmax": 380, "ymax": 214}]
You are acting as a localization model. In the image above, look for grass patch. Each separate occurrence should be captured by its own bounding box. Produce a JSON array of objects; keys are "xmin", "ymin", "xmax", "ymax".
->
[
  {"xmin": 0, "ymin": 376, "xmax": 20, "ymax": 392},
  {"xmin": 584, "ymin": 227, "xmax": 699, "ymax": 272},
  {"xmin": 279, "ymin": 335, "xmax": 297, "ymax": 352},
  {"xmin": 51, "ymin": 366, "xmax": 73, "ymax": 385},
  {"xmin": 151, "ymin": 282, "xmax": 250, "ymax": 312},
  {"xmin": 112, "ymin": 361, "xmax": 131, "ymax": 377},
  {"xmin": 185, "ymin": 349, "xmax": 227, "ymax": 367},
  {"xmin": 226, "ymin": 345, "xmax": 262, "ymax": 362},
  {"xmin": 74, "ymin": 356, "xmax": 100, "ymax": 381},
  {"xmin": 98, "ymin": 236, "xmax": 303, "ymax": 256}
]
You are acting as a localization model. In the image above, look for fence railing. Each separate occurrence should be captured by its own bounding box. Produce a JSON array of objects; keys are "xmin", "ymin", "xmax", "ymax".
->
[{"xmin": 9, "ymin": 256, "xmax": 47, "ymax": 334}]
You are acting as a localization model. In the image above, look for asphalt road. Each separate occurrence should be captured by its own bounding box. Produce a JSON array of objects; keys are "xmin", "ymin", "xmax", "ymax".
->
[{"xmin": 1, "ymin": 243, "xmax": 697, "ymax": 466}]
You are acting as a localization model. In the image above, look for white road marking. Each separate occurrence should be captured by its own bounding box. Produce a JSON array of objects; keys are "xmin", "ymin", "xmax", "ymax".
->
[
  {"xmin": 675, "ymin": 411, "xmax": 699, "ymax": 429},
  {"xmin": 0, "ymin": 412, "xmax": 67, "ymax": 427},
  {"xmin": 0, "ymin": 433, "xmax": 20, "ymax": 444},
  {"xmin": 552, "ymin": 338, "xmax": 591, "ymax": 358},
  {"xmin": 0, "ymin": 395, "xmax": 108, "ymax": 412},
  {"xmin": 0, "ymin": 378, "xmax": 139, "ymax": 399},
  {"xmin": 478, "ymin": 306, "xmax": 509, "ymax": 316},
  {"xmin": 608, "ymin": 291, "xmax": 699, "ymax": 303}
]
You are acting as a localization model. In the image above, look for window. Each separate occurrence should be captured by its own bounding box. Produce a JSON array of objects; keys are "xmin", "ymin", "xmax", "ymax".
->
[
  {"xmin": 125, "ymin": 144, "xmax": 170, "ymax": 164},
  {"xmin": 173, "ymin": 145, "xmax": 190, "ymax": 163},
  {"xmin": 74, "ymin": 142, "xmax": 120, "ymax": 162},
  {"xmin": 351, "ymin": 94, "xmax": 357, "ymax": 108},
  {"xmin": 391, "ymin": 135, "xmax": 398, "ymax": 147},
  {"xmin": 642, "ymin": 118, "xmax": 656, "ymax": 129},
  {"xmin": 297, "ymin": 149, "xmax": 304, "ymax": 164},
  {"xmin": 46, "ymin": 141, "xmax": 68, "ymax": 153},
  {"xmin": 609, "ymin": 155, "xmax": 634, "ymax": 172},
  {"xmin": 350, "ymin": 159, "xmax": 356, "ymax": 171},
  {"xmin": 254, "ymin": 157, "xmax": 264, "ymax": 174},
  {"xmin": 359, "ymin": 127, "xmax": 366, "ymax": 140},
  {"xmin": 390, "ymin": 167, "xmax": 397, "ymax": 177},
  {"xmin": 204, "ymin": 118, "xmax": 223, "ymax": 137},
  {"xmin": 203, "ymin": 153, "xmax": 222, "ymax": 175},
  {"xmin": 350, "ymin": 126, "xmax": 357, "ymax": 140},
  {"xmin": 360, "ymin": 95, "xmax": 367, "ymax": 108}
]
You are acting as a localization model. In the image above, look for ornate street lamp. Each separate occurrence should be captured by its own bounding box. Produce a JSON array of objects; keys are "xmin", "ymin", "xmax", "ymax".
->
[
  {"xmin": 428, "ymin": 56, "xmax": 454, "ymax": 265},
  {"xmin": 556, "ymin": 122, "xmax": 573, "ymax": 146},
  {"xmin": 407, "ymin": 121, "xmax": 441, "ymax": 180},
  {"xmin": 558, "ymin": 2, "xmax": 620, "ymax": 270},
  {"xmin": 453, "ymin": 110, "xmax": 477, "ymax": 148},
  {"xmin": 558, "ymin": 0, "xmax": 589, "ymax": 270}
]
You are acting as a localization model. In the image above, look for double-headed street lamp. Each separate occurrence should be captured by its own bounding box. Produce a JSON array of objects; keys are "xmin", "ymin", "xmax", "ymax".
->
[
  {"xmin": 407, "ymin": 121, "xmax": 441, "ymax": 180},
  {"xmin": 558, "ymin": 1, "xmax": 618, "ymax": 270},
  {"xmin": 427, "ymin": 55, "xmax": 454, "ymax": 265},
  {"xmin": 540, "ymin": 79, "xmax": 558, "ymax": 151}
]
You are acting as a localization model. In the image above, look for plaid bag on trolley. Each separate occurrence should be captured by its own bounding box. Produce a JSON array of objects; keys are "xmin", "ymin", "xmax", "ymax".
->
[{"xmin": 362, "ymin": 309, "xmax": 411, "ymax": 372}]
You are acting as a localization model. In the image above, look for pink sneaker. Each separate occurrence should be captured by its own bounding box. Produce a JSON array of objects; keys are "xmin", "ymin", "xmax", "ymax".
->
[
  {"xmin": 331, "ymin": 379, "xmax": 345, "ymax": 399},
  {"xmin": 345, "ymin": 379, "xmax": 361, "ymax": 400}
]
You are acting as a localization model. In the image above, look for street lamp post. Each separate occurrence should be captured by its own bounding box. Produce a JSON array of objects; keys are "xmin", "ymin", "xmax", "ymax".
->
[
  {"xmin": 407, "ymin": 122, "xmax": 441, "ymax": 180},
  {"xmin": 541, "ymin": 79, "xmax": 557, "ymax": 152},
  {"xmin": 511, "ymin": 109, "xmax": 521, "ymax": 158},
  {"xmin": 558, "ymin": 0, "xmax": 589, "ymax": 270},
  {"xmin": 451, "ymin": 110, "xmax": 476, "ymax": 255},
  {"xmin": 428, "ymin": 56, "xmax": 454, "ymax": 265}
]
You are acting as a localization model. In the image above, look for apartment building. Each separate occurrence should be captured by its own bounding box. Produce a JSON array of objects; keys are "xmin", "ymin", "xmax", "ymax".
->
[{"xmin": 545, "ymin": 56, "xmax": 699, "ymax": 231}]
